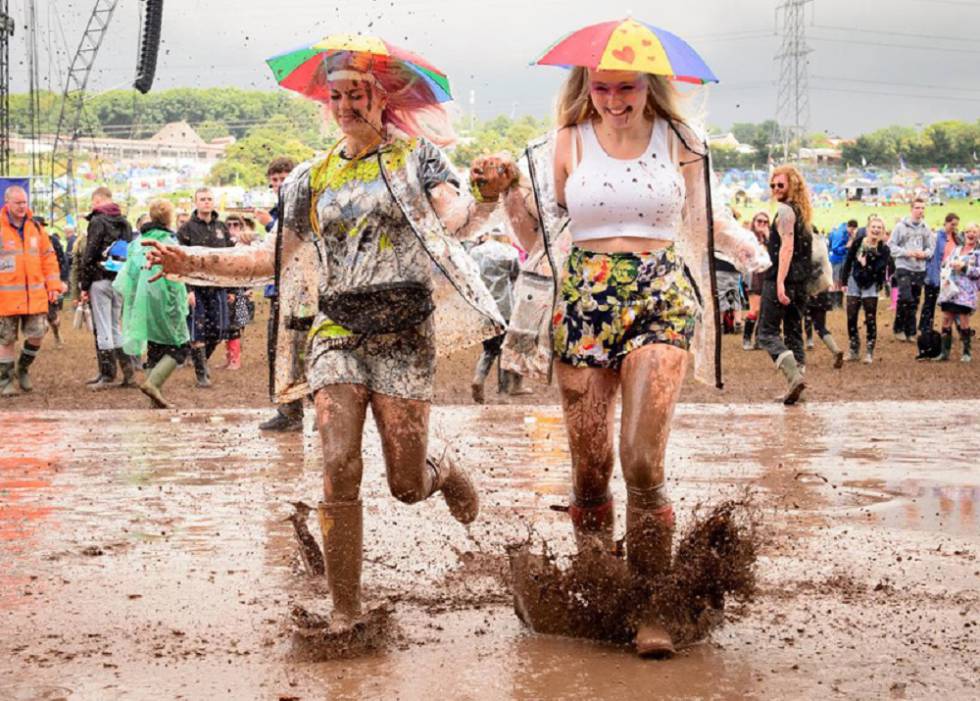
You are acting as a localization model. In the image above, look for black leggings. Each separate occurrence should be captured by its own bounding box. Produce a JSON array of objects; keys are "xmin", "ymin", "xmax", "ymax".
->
[{"xmin": 846, "ymin": 296, "xmax": 878, "ymax": 348}]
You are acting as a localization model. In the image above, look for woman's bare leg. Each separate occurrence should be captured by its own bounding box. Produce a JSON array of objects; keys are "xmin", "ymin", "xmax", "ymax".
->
[
  {"xmin": 618, "ymin": 343, "xmax": 688, "ymax": 657},
  {"xmin": 314, "ymin": 384, "xmax": 370, "ymax": 624},
  {"xmin": 556, "ymin": 362, "xmax": 620, "ymax": 550},
  {"xmin": 371, "ymin": 392, "xmax": 479, "ymax": 523}
]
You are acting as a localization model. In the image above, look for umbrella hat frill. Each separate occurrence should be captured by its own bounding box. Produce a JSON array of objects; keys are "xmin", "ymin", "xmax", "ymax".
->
[
  {"xmin": 534, "ymin": 18, "xmax": 718, "ymax": 85},
  {"xmin": 266, "ymin": 34, "xmax": 452, "ymax": 103}
]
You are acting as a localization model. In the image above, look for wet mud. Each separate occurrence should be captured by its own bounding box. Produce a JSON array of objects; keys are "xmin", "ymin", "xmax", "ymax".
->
[
  {"xmin": 509, "ymin": 501, "xmax": 756, "ymax": 648},
  {"xmin": 2, "ymin": 402, "xmax": 978, "ymax": 699}
]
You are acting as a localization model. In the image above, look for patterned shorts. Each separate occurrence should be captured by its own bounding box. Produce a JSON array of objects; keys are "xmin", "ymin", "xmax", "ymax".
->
[
  {"xmin": 552, "ymin": 246, "xmax": 700, "ymax": 369},
  {"xmin": 306, "ymin": 317, "xmax": 436, "ymax": 401},
  {"xmin": 0, "ymin": 313, "xmax": 48, "ymax": 346}
]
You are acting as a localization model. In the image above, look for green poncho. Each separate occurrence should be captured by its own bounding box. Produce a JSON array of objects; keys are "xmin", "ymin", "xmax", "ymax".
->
[{"xmin": 113, "ymin": 227, "xmax": 190, "ymax": 355}]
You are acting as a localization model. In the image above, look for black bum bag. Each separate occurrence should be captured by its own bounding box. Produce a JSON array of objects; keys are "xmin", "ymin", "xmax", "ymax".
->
[{"xmin": 318, "ymin": 281, "xmax": 435, "ymax": 336}]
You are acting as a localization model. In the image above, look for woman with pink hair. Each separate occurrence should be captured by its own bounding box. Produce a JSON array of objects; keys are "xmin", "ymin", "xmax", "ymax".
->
[{"xmin": 145, "ymin": 47, "xmax": 514, "ymax": 636}]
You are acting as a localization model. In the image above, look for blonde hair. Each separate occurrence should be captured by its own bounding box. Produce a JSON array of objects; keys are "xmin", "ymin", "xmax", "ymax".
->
[
  {"xmin": 770, "ymin": 165, "xmax": 813, "ymax": 230},
  {"xmin": 148, "ymin": 199, "xmax": 174, "ymax": 229},
  {"xmin": 555, "ymin": 67, "xmax": 688, "ymax": 128},
  {"xmin": 866, "ymin": 215, "xmax": 886, "ymax": 236}
]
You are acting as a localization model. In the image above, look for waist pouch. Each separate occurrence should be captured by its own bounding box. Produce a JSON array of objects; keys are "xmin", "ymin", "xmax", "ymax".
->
[{"xmin": 318, "ymin": 281, "xmax": 434, "ymax": 336}]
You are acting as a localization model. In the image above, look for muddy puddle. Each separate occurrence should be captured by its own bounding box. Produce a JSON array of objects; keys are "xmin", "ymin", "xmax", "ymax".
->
[{"xmin": 1, "ymin": 401, "xmax": 978, "ymax": 699}]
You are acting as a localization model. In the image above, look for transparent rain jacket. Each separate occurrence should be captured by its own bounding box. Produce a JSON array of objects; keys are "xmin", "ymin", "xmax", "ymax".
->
[{"xmin": 171, "ymin": 136, "xmax": 505, "ymax": 403}]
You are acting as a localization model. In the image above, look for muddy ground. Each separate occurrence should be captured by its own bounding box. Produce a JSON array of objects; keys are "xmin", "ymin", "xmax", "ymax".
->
[
  {"xmin": 1, "ymin": 402, "xmax": 978, "ymax": 700},
  {"xmin": 4, "ymin": 298, "xmax": 978, "ymax": 412}
]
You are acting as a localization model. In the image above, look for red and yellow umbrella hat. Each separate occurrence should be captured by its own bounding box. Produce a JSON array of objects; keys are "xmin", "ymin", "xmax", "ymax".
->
[{"xmin": 534, "ymin": 17, "xmax": 718, "ymax": 84}]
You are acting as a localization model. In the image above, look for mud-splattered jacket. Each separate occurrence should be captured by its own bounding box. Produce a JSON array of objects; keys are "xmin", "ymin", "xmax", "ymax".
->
[
  {"xmin": 501, "ymin": 121, "xmax": 771, "ymax": 388},
  {"xmin": 170, "ymin": 135, "xmax": 504, "ymax": 403}
]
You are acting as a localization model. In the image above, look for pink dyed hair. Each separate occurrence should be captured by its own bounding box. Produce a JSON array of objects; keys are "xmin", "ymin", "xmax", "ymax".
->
[{"xmin": 318, "ymin": 52, "xmax": 457, "ymax": 147}]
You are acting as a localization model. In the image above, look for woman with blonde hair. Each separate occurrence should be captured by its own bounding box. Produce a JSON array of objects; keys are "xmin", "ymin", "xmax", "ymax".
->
[
  {"xmin": 113, "ymin": 198, "xmax": 190, "ymax": 408},
  {"xmin": 841, "ymin": 215, "xmax": 890, "ymax": 363},
  {"xmin": 144, "ymin": 43, "xmax": 513, "ymax": 636},
  {"xmin": 497, "ymin": 30, "xmax": 769, "ymax": 656}
]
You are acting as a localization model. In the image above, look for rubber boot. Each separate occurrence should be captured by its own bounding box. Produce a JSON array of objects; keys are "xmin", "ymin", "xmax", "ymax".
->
[
  {"xmin": 776, "ymin": 350, "xmax": 806, "ymax": 405},
  {"xmin": 741, "ymin": 318, "xmax": 756, "ymax": 351},
  {"xmin": 847, "ymin": 336, "xmax": 860, "ymax": 362},
  {"xmin": 568, "ymin": 492, "xmax": 615, "ymax": 556},
  {"xmin": 115, "ymin": 348, "xmax": 135, "ymax": 387},
  {"xmin": 933, "ymin": 329, "xmax": 953, "ymax": 362},
  {"xmin": 626, "ymin": 485, "xmax": 676, "ymax": 658},
  {"xmin": 821, "ymin": 334, "xmax": 844, "ymax": 369},
  {"xmin": 16, "ymin": 341, "xmax": 41, "ymax": 392},
  {"xmin": 504, "ymin": 370, "xmax": 533, "ymax": 396},
  {"xmin": 0, "ymin": 361, "xmax": 17, "ymax": 397},
  {"xmin": 317, "ymin": 500, "xmax": 363, "ymax": 627},
  {"xmin": 959, "ymin": 327, "xmax": 973, "ymax": 363},
  {"xmin": 191, "ymin": 346, "xmax": 212, "ymax": 388},
  {"xmin": 864, "ymin": 338, "xmax": 875, "ymax": 365},
  {"xmin": 140, "ymin": 355, "xmax": 178, "ymax": 409},
  {"xmin": 470, "ymin": 351, "xmax": 494, "ymax": 404},
  {"xmin": 428, "ymin": 448, "xmax": 479, "ymax": 524},
  {"xmin": 51, "ymin": 322, "xmax": 63, "ymax": 348},
  {"xmin": 226, "ymin": 338, "xmax": 242, "ymax": 370},
  {"xmin": 89, "ymin": 350, "xmax": 118, "ymax": 390}
]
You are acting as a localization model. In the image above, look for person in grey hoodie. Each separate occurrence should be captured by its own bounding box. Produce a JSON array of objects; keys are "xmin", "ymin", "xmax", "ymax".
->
[{"xmin": 888, "ymin": 198, "xmax": 934, "ymax": 341}]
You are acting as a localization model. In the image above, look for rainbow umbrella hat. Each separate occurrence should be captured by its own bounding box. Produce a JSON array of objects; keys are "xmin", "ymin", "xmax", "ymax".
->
[
  {"xmin": 266, "ymin": 34, "xmax": 453, "ymax": 102},
  {"xmin": 534, "ymin": 18, "xmax": 718, "ymax": 85}
]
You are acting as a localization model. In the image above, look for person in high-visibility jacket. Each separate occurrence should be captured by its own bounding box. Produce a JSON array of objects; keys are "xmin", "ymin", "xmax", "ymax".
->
[{"xmin": 0, "ymin": 186, "xmax": 63, "ymax": 396}]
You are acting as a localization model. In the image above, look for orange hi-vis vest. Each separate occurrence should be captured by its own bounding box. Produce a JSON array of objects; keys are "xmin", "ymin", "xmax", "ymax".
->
[{"xmin": 0, "ymin": 205, "xmax": 62, "ymax": 317}]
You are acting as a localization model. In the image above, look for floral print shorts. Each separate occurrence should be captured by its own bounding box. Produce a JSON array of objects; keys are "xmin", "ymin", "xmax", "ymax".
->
[{"xmin": 552, "ymin": 246, "xmax": 700, "ymax": 369}]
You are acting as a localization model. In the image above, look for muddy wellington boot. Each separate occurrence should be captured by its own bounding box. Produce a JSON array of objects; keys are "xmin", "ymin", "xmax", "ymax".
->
[
  {"xmin": 115, "ymin": 348, "xmax": 135, "ymax": 387},
  {"xmin": 932, "ymin": 329, "xmax": 953, "ymax": 362},
  {"xmin": 864, "ymin": 339, "xmax": 875, "ymax": 365},
  {"xmin": 776, "ymin": 351, "xmax": 806, "ymax": 405},
  {"xmin": 191, "ymin": 346, "xmax": 212, "ymax": 388},
  {"xmin": 0, "ymin": 361, "xmax": 17, "ymax": 397},
  {"xmin": 16, "ymin": 341, "xmax": 41, "ymax": 392},
  {"xmin": 89, "ymin": 350, "xmax": 118, "ymax": 391},
  {"xmin": 741, "ymin": 317, "xmax": 756, "ymax": 351},
  {"xmin": 847, "ymin": 337, "xmax": 860, "ymax": 362},
  {"xmin": 821, "ymin": 334, "xmax": 845, "ymax": 369},
  {"xmin": 140, "ymin": 355, "xmax": 178, "ymax": 409},
  {"xmin": 317, "ymin": 500, "xmax": 363, "ymax": 628},
  {"xmin": 428, "ymin": 448, "xmax": 480, "ymax": 524},
  {"xmin": 626, "ymin": 486, "xmax": 676, "ymax": 658},
  {"xmin": 470, "ymin": 352, "xmax": 493, "ymax": 404},
  {"xmin": 226, "ymin": 338, "xmax": 242, "ymax": 371},
  {"xmin": 568, "ymin": 492, "xmax": 615, "ymax": 556},
  {"xmin": 959, "ymin": 328, "xmax": 973, "ymax": 363}
]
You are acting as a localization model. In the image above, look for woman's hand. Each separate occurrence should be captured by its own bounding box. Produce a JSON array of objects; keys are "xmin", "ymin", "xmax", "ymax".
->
[
  {"xmin": 470, "ymin": 154, "xmax": 520, "ymax": 203},
  {"xmin": 142, "ymin": 240, "xmax": 191, "ymax": 282}
]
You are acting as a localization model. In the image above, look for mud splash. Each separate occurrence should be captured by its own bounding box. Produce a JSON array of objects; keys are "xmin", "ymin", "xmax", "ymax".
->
[
  {"xmin": 508, "ymin": 500, "xmax": 756, "ymax": 649},
  {"xmin": 289, "ymin": 603, "xmax": 396, "ymax": 661}
]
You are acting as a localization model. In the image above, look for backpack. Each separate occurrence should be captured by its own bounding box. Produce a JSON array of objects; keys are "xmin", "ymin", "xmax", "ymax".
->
[
  {"xmin": 916, "ymin": 329, "xmax": 942, "ymax": 360},
  {"xmin": 101, "ymin": 238, "xmax": 129, "ymax": 272}
]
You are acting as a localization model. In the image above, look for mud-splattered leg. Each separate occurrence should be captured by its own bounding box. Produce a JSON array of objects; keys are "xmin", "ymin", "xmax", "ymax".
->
[
  {"xmin": 619, "ymin": 343, "xmax": 688, "ymax": 658},
  {"xmin": 371, "ymin": 393, "xmax": 479, "ymax": 523},
  {"xmin": 556, "ymin": 363, "xmax": 619, "ymax": 552},
  {"xmin": 314, "ymin": 384, "xmax": 370, "ymax": 625}
]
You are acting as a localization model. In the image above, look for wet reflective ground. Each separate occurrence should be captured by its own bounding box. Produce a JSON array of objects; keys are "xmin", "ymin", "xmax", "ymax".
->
[{"xmin": 1, "ymin": 402, "xmax": 977, "ymax": 700}]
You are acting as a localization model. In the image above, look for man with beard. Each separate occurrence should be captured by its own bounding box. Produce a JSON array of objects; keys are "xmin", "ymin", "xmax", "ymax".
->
[
  {"xmin": 177, "ymin": 188, "xmax": 233, "ymax": 388},
  {"xmin": 757, "ymin": 166, "xmax": 813, "ymax": 405}
]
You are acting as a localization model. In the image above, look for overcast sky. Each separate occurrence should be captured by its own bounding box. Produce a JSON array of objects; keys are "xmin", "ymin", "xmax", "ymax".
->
[{"xmin": 8, "ymin": 0, "xmax": 980, "ymax": 137}]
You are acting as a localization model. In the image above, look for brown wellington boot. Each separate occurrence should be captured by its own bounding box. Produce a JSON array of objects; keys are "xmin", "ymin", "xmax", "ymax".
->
[
  {"xmin": 428, "ymin": 449, "xmax": 479, "ymax": 524},
  {"xmin": 626, "ymin": 492, "xmax": 676, "ymax": 659},
  {"xmin": 317, "ymin": 500, "xmax": 363, "ymax": 630},
  {"xmin": 568, "ymin": 492, "xmax": 615, "ymax": 557}
]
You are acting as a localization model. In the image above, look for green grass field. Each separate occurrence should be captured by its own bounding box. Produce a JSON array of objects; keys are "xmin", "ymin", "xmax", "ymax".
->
[{"xmin": 740, "ymin": 199, "xmax": 980, "ymax": 233}]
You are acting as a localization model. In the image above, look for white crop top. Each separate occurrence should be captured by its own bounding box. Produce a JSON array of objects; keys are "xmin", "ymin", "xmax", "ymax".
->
[{"xmin": 565, "ymin": 119, "xmax": 685, "ymax": 243}]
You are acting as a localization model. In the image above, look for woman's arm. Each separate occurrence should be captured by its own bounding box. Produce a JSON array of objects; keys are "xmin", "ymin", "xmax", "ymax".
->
[
  {"xmin": 841, "ymin": 233, "xmax": 862, "ymax": 286},
  {"xmin": 143, "ymin": 232, "xmax": 277, "ymax": 286},
  {"xmin": 428, "ymin": 180, "xmax": 501, "ymax": 241}
]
